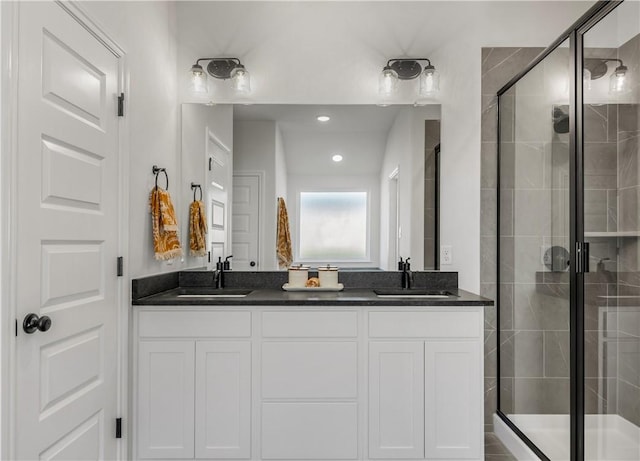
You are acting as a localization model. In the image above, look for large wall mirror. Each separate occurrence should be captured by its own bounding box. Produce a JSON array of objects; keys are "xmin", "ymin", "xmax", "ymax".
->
[{"xmin": 181, "ymin": 104, "xmax": 440, "ymax": 271}]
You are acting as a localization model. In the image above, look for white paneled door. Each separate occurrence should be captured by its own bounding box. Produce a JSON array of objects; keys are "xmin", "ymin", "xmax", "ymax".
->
[
  {"xmin": 14, "ymin": 2, "xmax": 121, "ymax": 460},
  {"xmin": 232, "ymin": 175, "xmax": 260, "ymax": 270}
]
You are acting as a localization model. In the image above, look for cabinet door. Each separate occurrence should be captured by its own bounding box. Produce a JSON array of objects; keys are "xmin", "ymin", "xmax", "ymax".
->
[
  {"xmin": 369, "ymin": 342, "xmax": 424, "ymax": 459},
  {"xmin": 424, "ymin": 341, "xmax": 482, "ymax": 460},
  {"xmin": 195, "ymin": 341, "xmax": 251, "ymax": 459},
  {"xmin": 138, "ymin": 341, "xmax": 195, "ymax": 459}
]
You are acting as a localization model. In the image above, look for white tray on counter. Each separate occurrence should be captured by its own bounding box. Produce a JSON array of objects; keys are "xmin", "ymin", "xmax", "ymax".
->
[{"xmin": 282, "ymin": 283, "xmax": 344, "ymax": 292}]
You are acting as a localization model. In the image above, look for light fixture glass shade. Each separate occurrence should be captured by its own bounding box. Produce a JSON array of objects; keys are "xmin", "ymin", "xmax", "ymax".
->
[
  {"xmin": 188, "ymin": 64, "xmax": 208, "ymax": 95},
  {"xmin": 419, "ymin": 65, "xmax": 440, "ymax": 97},
  {"xmin": 583, "ymin": 68, "xmax": 592, "ymax": 91},
  {"xmin": 231, "ymin": 65, "xmax": 251, "ymax": 96},
  {"xmin": 379, "ymin": 67, "xmax": 398, "ymax": 98},
  {"xmin": 609, "ymin": 65, "xmax": 629, "ymax": 94}
]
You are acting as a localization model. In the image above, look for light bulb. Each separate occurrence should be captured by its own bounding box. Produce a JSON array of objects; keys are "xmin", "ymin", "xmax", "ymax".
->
[
  {"xmin": 188, "ymin": 64, "xmax": 208, "ymax": 95},
  {"xmin": 609, "ymin": 65, "xmax": 628, "ymax": 94},
  {"xmin": 231, "ymin": 65, "xmax": 251, "ymax": 96},
  {"xmin": 379, "ymin": 67, "xmax": 398, "ymax": 98},
  {"xmin": 332, "ymin": 154, "xmax": 343, "ymax": 162},
  {"xmin": 419, "ymin": 65, "xmax": 440, "ymax": 97}
]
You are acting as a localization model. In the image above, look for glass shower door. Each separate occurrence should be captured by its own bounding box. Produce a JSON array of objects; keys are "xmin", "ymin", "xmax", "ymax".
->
[
  {"xmin": 498, "ymin": 39, "xmax": 572, "ymax": 459},
  {"xmin": 582, "ymin": 2, "xmax": 640, "ymax": 459}
]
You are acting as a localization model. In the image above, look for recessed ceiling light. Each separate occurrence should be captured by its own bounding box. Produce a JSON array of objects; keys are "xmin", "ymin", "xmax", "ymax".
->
[
  {"xmin": 317, "ymin": 115, "xmax": 330, "ymax": 122},
  {"xmin": 332, "ymin": 154, "xmax": 343, "ymax": 162}
]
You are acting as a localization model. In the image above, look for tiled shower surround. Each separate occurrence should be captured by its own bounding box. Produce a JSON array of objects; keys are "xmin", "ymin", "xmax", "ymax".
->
[
  {"xmin": 481, "ymin": 47, "xmax": 543, "ymax": 432},
  {"xmin": 481, "ymin": 38, "xmax": 640, "ymax": 432}
]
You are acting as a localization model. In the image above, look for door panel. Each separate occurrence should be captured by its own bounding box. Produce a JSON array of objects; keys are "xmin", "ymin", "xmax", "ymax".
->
[
  {"xmin": 138, "ymin": 341, "xmax": 195, "ymax": 459},
  {"xmin": 207, "ymin": 135, "xmax": 232, "ymax": 266},
  {"xmin": 232, "ymin": 175, "xmax": 260, "ymax": 270},
  {"xmin": 14, "ymin": 3, "xmax": 120, "ymax": 459},
  {"xmin": 424, "ymin": 341, "xmax": 482, "ymax": 459},
  {"xmin": 195, "ymin": 341, "xmax": 251, "ymax": 459},
  {"xmin": 368, "ymin": 341, "xmax": 424, "ymax": 459}
]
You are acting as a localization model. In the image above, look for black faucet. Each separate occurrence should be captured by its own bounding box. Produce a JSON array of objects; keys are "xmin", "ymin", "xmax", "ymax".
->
[
  {"xmin": 214, "ymin": 257, "xmax": 224, "ymax": 289},
  {"xmin": 401, "ymin": 257, "xmax": 413, "ymax": 289}
]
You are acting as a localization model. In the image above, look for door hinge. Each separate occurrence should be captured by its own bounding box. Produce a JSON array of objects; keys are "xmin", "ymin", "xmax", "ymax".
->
[
  {"xmin": 15, "ymin": 319, "xmax": 18, "ymax": 337},
  {"xmin": 115, "ymin": 417, "xmax": 122, "ymax": 438},
  {"xmin": 208, "ymin": 251, "xmax": 211, "ymax": 263},
  {"xmin": 209, "ymin": 157, "xmax": 212, "ymax": 171},
  {"xmin": 117, "ymin": 256, "xmax": 124, "ymax": 277},
  {"xmin": 576, "ymin": 241, "xmax": 590, "ymax": 273},
  {"xmin": 117, "ymin": 93, "xmax": 125, "ymax": 117}
]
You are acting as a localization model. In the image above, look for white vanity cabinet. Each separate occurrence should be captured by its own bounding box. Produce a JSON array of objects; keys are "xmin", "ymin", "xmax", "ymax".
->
[
  {"xmin": 135, "ymin": 310, "xmax": 252, "ymax": 460},
  {"xmin": 133, "ymin": 305, "xmax": 484, "ymax": 461},
  {"xmin": 368, "ymin": 311, "xmax": 484, "ymax": 460}
]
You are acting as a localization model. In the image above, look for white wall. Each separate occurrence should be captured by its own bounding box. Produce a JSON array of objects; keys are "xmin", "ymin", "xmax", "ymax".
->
[
  {"xmin": 181, "ymin": 103, "xmax": 233, "ymax": 268},
  {"xmin": 79, "ymin": 0, "xmax": 180, "ymax": 279},
  {"xmin": 288, "ymin": 174, "xmax": 381, "ymax": 268},
  {"xmin": 233, "ymin": 120, "xmax": 278, "ymax": 270},
  {"xmin": 275, "ymin": 124, "xmax": 288, "ymax": 201},
  {"xmin": 176, "ymin": 1, "xmax": 592, "ymax": 291}
]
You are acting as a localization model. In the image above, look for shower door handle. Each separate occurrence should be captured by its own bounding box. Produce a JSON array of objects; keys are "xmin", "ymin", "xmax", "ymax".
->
[{"xmin": 576, "ymin": 241, "xmax": 590, "ymax": 273}]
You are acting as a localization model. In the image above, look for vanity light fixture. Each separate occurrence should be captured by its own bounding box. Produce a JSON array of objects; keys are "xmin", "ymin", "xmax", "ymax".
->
[
  {"xmin": 584, "ymin": 58, "xmax": 628, "ymax": 94},
  {"xmin": 332, "ymin": 154, "xmax": 343, "ymax": 162},
  {"xmin": 379, "ymin": 58, "xmax": 439, "ymax": 99},
  {"xmin": 317, "ymin": 115, "xmax": 331, "ymax": 122},
  {"xmin": 188, "ymin": 57, "xmax": 251, "ymax": 96}
]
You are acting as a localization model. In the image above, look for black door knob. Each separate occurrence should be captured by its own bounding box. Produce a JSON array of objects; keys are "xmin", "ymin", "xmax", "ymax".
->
[
  {"xmin": 23, "ymin": 313, "xmax": 52, "ymax": 334},
  {"xmin": 250, "ymin": 261, "xmax": 256, "ymax": 267}
]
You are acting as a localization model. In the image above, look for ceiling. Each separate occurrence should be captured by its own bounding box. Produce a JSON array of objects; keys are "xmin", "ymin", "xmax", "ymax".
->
[{"xmin": 234, "ymin": 104, "xmax": 436, "ymax": 176}]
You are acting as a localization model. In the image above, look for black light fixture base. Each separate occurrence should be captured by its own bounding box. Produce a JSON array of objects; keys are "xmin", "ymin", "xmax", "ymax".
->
[
  {"xmin": 206, "ymin": 59, "xmax": 239, "ymax": 79},
  {"xmin": 584, "ymin": 58, "xmax": 608, "ymax": 79},
  {"xmin": 390, "ymin": 60, "xmax": 423, "ymax": 80}
]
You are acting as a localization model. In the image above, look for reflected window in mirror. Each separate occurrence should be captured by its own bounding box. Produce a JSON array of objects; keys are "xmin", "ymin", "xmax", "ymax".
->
[{"xmin": 299, "ymin": 191, "xmax": 369, "ymax": 262}]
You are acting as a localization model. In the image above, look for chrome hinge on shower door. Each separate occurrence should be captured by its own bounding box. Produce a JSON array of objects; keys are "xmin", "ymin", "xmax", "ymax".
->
[{"xmin": 576, "ymin": 241, "xmax": 590, "ymax": 273}]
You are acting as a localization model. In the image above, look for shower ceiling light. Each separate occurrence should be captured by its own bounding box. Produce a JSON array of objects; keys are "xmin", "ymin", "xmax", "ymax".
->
[
  {"xmin": 584, "ymin": 58, "xmax": 628, "ymax": 94},
  {"xmin": 379, "ymin": 58, "xmax": 439, "ymax": 100},
  {"xmin": 188, "ymin": 57, "xmax": 251, "ymax": 96}
]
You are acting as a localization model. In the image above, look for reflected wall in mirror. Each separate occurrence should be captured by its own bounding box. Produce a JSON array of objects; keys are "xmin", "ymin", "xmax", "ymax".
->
[{"xmin": 181, "ymin": 104, "xmax": 440, "ymax": 271}]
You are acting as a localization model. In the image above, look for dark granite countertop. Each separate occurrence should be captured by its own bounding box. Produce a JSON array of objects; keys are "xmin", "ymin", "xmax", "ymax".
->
[
  {"xmin": 132, "ymin": 287, "xmax": 492, "ymax": 307},
  {"xmin": 131, "ymin": 270, "xmax": 493, "ymax": 307}
]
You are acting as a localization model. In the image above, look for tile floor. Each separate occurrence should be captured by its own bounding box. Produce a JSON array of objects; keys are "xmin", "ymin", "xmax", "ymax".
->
[{"xmin": 486, "ymin": 432, "xmax": 517, "ymax": 461}]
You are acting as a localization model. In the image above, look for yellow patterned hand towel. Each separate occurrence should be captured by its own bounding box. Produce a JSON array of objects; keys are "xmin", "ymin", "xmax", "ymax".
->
[
  {"xmin": 149, "ymin": 187, "xmax": 183, "ymax": 260},
  {"xmin": 276, "ymin": 197, "xmax": 293, "ymax": 269},
  {"xmin": 189, "ymin": 200, "xmax": 207, "ymax": 257}
]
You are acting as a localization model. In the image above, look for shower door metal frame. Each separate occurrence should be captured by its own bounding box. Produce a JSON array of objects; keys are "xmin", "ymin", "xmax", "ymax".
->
[{"xmin": 495, "ymin": 2, "xmax": 623, "ymax": 461}]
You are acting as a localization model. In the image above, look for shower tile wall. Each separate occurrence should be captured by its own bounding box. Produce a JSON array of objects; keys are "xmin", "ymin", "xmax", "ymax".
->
[
  {"xmin": 481, "ymin": 47, "xmax": 543, "ymax": 431},
  {"xmin": 613, "ymin": 31, "xmax": 640, "ymax": 426}
]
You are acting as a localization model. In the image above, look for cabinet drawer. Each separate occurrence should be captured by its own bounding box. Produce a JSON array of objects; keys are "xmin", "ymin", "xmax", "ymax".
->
[
  {"xmin": 262, "ymin": 402, "xmax": 358, "ymax": 459},
  {"xmin": 139, "ymin": 311, "xmax": 251, "ymax": 338},
  {"xmin": 262, "ymin": 341, "xmax": 357, "ymax": 398},
  {"xmin": 262, "ymin": 311, "xmax": 357, "ymax": 337},
  {"xmin": 369, "ymin": 310, "xmax": 481, "ymax": 338}
]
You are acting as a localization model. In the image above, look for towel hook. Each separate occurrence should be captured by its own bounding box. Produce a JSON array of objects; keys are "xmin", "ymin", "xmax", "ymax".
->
[
  {"xmin": 191, "ymin": 183, "xmax": 202, "ymax": 201},
  {"xmin": 152, "ymin": 165, "xmax": 169, "ymax": 190}
]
